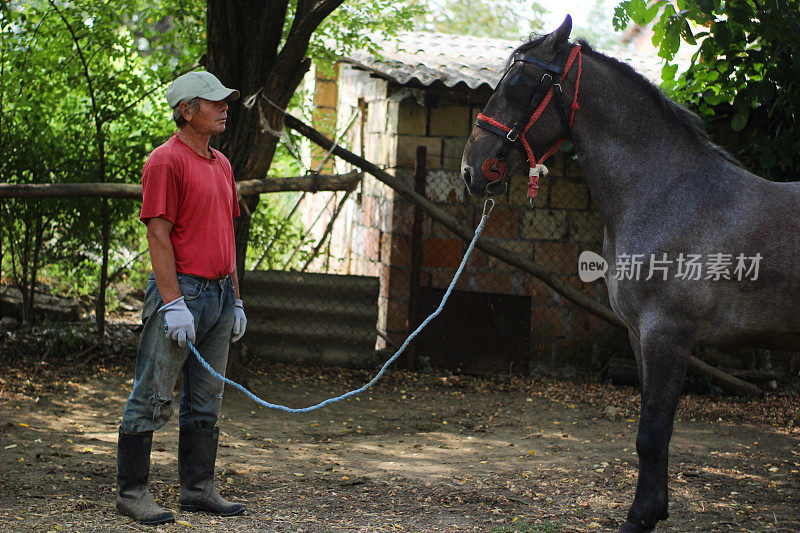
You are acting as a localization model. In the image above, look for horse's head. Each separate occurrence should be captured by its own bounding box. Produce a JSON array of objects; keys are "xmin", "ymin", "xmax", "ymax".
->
[{"xmin": 461, "ymin": 15, "xmax": 575, "ymax": 197}]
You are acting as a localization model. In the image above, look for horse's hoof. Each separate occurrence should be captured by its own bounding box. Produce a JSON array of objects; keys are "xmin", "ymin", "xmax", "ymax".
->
[{"xmin": 618, "ymin": 519, "xmax": 655, "ymax": 533}]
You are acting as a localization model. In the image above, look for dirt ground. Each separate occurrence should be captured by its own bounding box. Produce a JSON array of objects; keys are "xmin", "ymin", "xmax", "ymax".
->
[{"xmin": 1, "ymin": 324, "xmax": 799, "ymax": 532}]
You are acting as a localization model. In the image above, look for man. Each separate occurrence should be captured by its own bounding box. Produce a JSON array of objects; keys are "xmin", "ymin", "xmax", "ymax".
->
[{"xmin": 116, "ymin": 71, "xmax": 247, "ymax": 524}]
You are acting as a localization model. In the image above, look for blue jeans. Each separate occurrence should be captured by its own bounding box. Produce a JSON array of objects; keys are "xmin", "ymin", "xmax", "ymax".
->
[{"xmin": 120, "ymin": 273, "xmax": 236, "ymax": 434}]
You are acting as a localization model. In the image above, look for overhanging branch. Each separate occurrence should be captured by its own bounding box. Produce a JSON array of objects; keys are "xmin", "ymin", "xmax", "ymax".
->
[
  {"xmin": 236, "ymin": 170, "xmax": 361, "ymax": 195},
  {"xmin": 273, "ymin": 0, "xmax": 343, "ymax": 84}
]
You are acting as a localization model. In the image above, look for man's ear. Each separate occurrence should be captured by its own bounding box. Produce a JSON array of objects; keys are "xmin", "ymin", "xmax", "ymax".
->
[
  {"xmin": 543, "ymin": 15, "xmax": 572, "ymax": 50},
  {"xmin": 179, "ymin": 101, "xmax": 193, "ymax": 122}
]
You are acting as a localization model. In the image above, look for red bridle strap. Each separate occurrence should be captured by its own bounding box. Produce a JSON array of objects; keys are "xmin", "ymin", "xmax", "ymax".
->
[{"xmin": 525, "ymin": 46, "xmax": 582, "ymax": 167}]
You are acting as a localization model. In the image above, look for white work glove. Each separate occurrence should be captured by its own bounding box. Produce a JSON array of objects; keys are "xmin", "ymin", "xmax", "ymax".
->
[
  {"xmin": 159, "ymin": 296, "xmax": 196, "ymax": 348},
  {"xmin": 232, "ymin": 298, "xmax": 247, "ymax": 342}
]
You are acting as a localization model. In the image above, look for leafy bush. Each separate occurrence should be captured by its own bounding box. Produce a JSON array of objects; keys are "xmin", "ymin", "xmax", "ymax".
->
[{"xmin": 614, "ymin": 0, "xmax": 800, "ymax": 181}]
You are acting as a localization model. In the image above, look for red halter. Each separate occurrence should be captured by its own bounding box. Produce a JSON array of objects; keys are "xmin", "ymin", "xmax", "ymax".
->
[{"xmin": 476, "ymin": 45, "xmax": 582, "ymax": 202}]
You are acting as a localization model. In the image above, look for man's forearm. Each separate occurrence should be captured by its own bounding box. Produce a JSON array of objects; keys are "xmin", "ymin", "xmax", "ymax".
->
[
  {"xmin": 148, "ymin": 233, "xmax": 181, "ymax": 303},
  {"xmin": 229, "ymin": 266, "xmax": 241, "ymax": 299}
]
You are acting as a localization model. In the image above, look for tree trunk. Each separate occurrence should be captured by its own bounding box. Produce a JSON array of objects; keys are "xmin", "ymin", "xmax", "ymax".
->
[
  {"xmin": 96, "ymin": 197, "xmax": 109, "ymax": 338},
  {"xmin": 204, "ymin": 0, "xmax": 344, "ymax": 379},
  {"xmin": 19, "ymin": 208, "xmax": 31, "ymax": 323},
  {"xmin": 205, "ymin": 0, "xmax": 337, "ymax": 283},
  {"xmin": 28, "ymin": 210, "xmax": 45, "ymax": 323},
  {"xmin": 51, "ymin": 0, "xmax": 109, "ymax": 338}
]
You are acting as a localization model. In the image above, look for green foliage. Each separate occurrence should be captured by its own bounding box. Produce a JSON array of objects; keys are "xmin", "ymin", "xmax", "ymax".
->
[
  {"xmin": 414, "ymin": 0, "xmax": 546, "ymax": 39},
  {"xmin": 613, "ymin": 0, "xmax": 800, "ymax": 181},
  {"xmin": 310, "ymin": 0, "xmax": 426, "ymax": 73},
  {"xmin": 246, "ymin": 193, "xmax": 312, "ymax": 271},
  {"xmin": 1, "ymin": 0, "xmax": 422, "ymax": 323},
  {"xmin": 0, "ymin": 0, "xmax": 202, "ymax": 321}
]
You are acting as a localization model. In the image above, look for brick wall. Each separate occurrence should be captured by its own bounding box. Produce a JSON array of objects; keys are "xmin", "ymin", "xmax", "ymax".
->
[{"xmin": 310, "ymin": 66, "xmax": 338, "ymax": 173}]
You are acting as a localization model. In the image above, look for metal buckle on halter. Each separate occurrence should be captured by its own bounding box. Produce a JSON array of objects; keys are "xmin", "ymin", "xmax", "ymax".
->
[
  {"xmin": 506, "ymin": 129, "xmax": 519, "ymax": 142},
  {"xmin": 541, "ymin": 73, "xmax": 553, "ymax": 84}
]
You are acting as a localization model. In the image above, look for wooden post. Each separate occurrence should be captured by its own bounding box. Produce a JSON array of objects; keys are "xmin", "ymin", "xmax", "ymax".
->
[{"xmin": 405, "ymin": 146, "xmax": 427, "ymax": 370}]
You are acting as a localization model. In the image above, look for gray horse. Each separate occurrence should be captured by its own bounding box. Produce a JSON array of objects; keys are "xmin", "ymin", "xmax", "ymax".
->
[{"xmin": 461, "ymin": 15, "xmax": 800, "ymax": 533}]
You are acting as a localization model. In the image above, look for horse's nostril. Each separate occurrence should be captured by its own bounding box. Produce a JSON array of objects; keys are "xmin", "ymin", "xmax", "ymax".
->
[{"xmin": 462, "ymin": 166, "xmax": 473, "ymax": 187}]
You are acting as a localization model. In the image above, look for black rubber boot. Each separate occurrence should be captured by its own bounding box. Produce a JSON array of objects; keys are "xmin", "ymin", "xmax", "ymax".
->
[
  {"xmin": 116, "ymin": 430, "xmax": 174, "ymax": 525},
  {"xmin": 178, "ymin": 426, "xmax": 245, "ymax": 516}
]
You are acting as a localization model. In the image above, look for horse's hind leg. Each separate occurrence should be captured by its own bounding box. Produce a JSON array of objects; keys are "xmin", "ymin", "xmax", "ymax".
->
[{"xmin": 620, "ymin": 320, "xmax": 693, "ymax": 533}]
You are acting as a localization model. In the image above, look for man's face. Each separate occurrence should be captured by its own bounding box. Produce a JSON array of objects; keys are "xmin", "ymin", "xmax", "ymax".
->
[{"xmin": 181, "ymin": 98, "xmax": 229, "ymax": 135}]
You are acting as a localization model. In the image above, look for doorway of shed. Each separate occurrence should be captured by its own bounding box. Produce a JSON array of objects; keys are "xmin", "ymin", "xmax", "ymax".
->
[{"xmin": 413, "ymin": 288, "xmax": 531, "ymax": 375}]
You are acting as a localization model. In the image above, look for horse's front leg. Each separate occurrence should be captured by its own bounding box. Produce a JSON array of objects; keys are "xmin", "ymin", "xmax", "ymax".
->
[{"xmin": 620, "ymin": 320, "xmax": 693, "ymax": 533}]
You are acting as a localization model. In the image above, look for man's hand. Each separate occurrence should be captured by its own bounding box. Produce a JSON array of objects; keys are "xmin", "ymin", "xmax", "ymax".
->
[
  {"xmin": 160, "ymin": 296, "xmax": 196, "ymax": 347},
  {"xmin": 232, "ymin": 299, "xmax": 247, "ymax": 342}
]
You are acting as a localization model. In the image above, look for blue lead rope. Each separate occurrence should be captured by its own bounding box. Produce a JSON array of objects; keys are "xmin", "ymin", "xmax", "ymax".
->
[{"xmin": 187, "ymin": 199, "xmax": 495, "ymax": 413}]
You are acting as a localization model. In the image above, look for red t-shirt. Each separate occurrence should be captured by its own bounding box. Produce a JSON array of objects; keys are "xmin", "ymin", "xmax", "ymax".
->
[{"xmin": 140, "ymin": 134, "xmax": 240, "ymax": 279}]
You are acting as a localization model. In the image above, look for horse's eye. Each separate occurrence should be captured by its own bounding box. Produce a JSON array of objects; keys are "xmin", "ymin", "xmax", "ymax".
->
[{"xmin": 505, "ymin": 73, "xmax": 539, "ymax": 108}]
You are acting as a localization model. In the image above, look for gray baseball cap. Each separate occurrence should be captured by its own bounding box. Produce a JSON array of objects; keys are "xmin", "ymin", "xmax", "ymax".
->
[{"xmin": 165, "ymin": 71, "xmax": 240, "ymax": 108}]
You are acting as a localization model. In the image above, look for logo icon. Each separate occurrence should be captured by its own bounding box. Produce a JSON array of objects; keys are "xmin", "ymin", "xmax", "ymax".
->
[{"xmin": 578, "ymin": 251, "xmax": 607, "ymax": 282}]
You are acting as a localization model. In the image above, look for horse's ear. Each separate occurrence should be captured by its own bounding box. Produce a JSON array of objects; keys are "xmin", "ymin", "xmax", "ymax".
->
[{"xmin": 544, "ymin": 15, "xmax": 572, "ymax": 48}]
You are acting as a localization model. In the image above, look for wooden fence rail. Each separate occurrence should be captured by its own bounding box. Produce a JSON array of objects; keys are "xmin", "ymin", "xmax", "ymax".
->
[{"xmin": 0, "ymin": 171, "xmax": 362, "ymax": 199}]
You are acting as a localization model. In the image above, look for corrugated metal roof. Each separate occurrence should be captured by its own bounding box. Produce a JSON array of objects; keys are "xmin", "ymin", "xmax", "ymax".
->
[
  {"xmin": 343, "ymin": 32, "xmax": 667, "ymax": 90},
  {"xmin": 345, "ymin": 32, "xmax": 520, "ymax": 90}
]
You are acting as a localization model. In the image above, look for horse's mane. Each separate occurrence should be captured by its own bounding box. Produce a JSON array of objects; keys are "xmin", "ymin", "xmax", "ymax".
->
[
  {"xmin": 575, "ymin": 39, "xmax": 743, "ymax": 168},
  {"xmin": 509, "ymin": 35, "xmax": 742, "ymax": 168}
]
